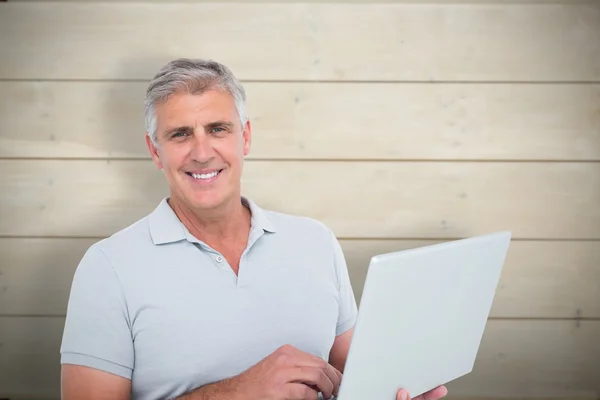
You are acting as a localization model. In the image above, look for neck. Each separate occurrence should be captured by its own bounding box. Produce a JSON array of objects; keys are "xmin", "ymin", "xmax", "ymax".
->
[{"xmin": 168, "ymin": 195, "xmax": 251, "ymax": 245}]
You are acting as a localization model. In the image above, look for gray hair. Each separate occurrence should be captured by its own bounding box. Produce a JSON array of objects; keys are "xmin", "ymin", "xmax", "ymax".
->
[{"xmin": 144, "ymin": 58, "xmax": 248, "ymax": 145}]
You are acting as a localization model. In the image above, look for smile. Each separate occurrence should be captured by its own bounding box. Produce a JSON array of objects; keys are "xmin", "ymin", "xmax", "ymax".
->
[{"xmin": 185, "ymin": 169, "xmax": 223, "ymax": 181}]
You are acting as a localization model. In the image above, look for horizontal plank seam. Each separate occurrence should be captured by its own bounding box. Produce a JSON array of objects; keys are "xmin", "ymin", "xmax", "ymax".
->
[
  {"xmin": 1, "ymin": 235, "xmax": 599, "ymax": 242},
  {"xmin": 1, "ymin": 78, "xmax": 600, "ymax": 85},
  {"xmin": 338, "ymin": 237, "xmax": 600, "ymax": 242},
  {"xmin": 2, "ymin": 157, "xmax": 600, "ymax": 163},
  {"xmin": 1, "ymin": 315, "xmax": 599, "ymax": 321},
  {"xmin": 2, "ymin": 0, "xmax": 599, "ymax": 3},
  {"xmin": 1, "ymin": 1, "xmax": 599, "ymax": 5}
]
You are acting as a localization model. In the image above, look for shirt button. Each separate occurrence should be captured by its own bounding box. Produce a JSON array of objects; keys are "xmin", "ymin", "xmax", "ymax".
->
[{"xmin": 215, "ymin": 256, "xmax": 224, "ymax": 263}]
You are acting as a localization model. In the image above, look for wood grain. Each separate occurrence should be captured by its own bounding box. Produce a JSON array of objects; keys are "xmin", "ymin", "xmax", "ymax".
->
[
  {"xmin": 2, "ymin": 2, "xmax": 599, "ymax": 400},
  {"xmin": 6, "ymin": 0, "xmax": 600, "ymax": 3},
  {"xmin": 2, "ymin": 81, "xmax": 600, "ymax": 160},
  {"xmin": 341, "ymin": 239, "xmax": 600, "ymax": 318},
  {"xmin": 1, "ymin": 3, "xmax": 599, "ymax": 81},
  {"xmin": 1, "ymin": 160, "xmax": 599, "ymax": 239},
  {"xmin": 1, "ymin": 238, "xmax": 599, "ymax": 319},
  {"xmin": 1, "ymin": 317, "xmax": 597, "ymax": 399}
]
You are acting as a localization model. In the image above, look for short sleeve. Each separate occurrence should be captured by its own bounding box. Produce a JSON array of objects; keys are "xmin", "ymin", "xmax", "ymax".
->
[
  {"xmin": 329, "ymin": 229, "xmax": 358, "ymax": 336},
  {"xmin": 60, "ymin": 244, "xmax": 134, "ymax": 379}
]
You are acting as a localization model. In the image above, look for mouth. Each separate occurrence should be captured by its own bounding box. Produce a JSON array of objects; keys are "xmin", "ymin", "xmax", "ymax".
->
[{"xmin": 185, "ymin": 169, "xmax": 224, "ymax": 183}]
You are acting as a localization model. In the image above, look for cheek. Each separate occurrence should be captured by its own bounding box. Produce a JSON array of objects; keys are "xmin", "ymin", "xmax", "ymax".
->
[
  {"xmin": 215, "ymin": 140, "xmax": 243, "ymax": 165},
  {"xmin": 159, "ymin": 147, "xmax": 188, "ymax": 171}
]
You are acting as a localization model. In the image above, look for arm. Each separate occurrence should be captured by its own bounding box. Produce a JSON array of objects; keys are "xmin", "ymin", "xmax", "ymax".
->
[
  {"xmin": 60, "ymin": 245, "xmax": 135, "ymax": 399},
  {"xmin": 327, "ymin": 227, "xmax": 359, "ymax": 374},
  {"xmin": 61, "ymin": 365, "xmax": 131, "ymax": 400},
  {"xmin": 174, "ymin": 377, "xmax": 239, "ymax": 400},
  {"xmin": 176, "ymin": 345, "xmax": 342, "ymax": 400},
  {"xmin": 61, "ymin": 364, "xmax": 239, "ymax": 400},
  {"xmin": 328, "ymin": 327, "xmax": 354, "ymax": 373}
]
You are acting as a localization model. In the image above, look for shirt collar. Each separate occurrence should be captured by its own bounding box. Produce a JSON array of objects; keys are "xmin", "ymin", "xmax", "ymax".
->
[
  {"xmin": 148, "ymin": 197, "xmax": 276, "ymax": 246},
  {"xmin": 242, "ymin": 197, "xmax": 277, "ymax": 235}
]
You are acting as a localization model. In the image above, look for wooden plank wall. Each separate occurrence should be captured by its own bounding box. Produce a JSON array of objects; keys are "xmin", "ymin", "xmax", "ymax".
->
[{"xmin": 1, "ymin": 1, "xmax": 599, "ymax": 399}]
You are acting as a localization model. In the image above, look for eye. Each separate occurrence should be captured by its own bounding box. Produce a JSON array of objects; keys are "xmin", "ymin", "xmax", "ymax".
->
[
  {"xmin": 211, "ymin": 126, "xmax": 228, "ymax": 134},
  {"xmin": 171, "ymin": 131, "xmax": 188, "ymax": 138}
]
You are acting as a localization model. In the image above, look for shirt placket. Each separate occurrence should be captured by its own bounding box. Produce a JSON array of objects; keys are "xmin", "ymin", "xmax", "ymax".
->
[
  {"xmin": 189, "ymin": 238, "xmax": 238, "ymax": 285},
  {"xmin": 236, "ymin": 225, "xmax": 265, "ymax": 289}
]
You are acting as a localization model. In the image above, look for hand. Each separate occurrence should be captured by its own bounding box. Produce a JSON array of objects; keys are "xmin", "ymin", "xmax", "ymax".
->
[
  {"xmin": 397, "ymin": 385, "xmax": 448, "ymax": 400},
  {"xmin": 233, "ymin": 344, "xmax": 342, "ymax": 400}
]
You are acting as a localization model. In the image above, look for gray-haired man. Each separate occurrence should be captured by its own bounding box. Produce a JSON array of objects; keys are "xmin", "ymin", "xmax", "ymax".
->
[{"xmin": 60, "ymin": 58, "xmax": 448, "ymax": 400}]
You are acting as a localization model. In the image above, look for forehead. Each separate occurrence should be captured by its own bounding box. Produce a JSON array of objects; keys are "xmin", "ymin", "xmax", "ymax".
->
[{"xmin": 155, "ymin": 90, "xmax": 238, "ymax": 130}]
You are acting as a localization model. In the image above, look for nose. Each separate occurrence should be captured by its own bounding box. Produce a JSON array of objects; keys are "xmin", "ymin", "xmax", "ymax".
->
[{"xmin": 190, "ymin": 132, "xmax": 215, "ymax": 164}]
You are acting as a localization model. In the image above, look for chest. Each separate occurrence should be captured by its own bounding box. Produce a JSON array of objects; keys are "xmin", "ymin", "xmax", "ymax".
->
[
  {"xmin": 208, "ymin": 240, "xmax": 247, "ymax": 275},
  {"xmin": 124, "ymin": 246, "xmax": 340, "ymax": 399},
  {"xmin": 217, "ymin": 246, "xmax": 244, "ymax": 275}
]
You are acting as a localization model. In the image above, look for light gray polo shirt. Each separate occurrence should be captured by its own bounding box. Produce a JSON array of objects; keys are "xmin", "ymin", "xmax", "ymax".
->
[{"xmin": 60, "ymin": 197, "xmax": 358, "ymax": 399}]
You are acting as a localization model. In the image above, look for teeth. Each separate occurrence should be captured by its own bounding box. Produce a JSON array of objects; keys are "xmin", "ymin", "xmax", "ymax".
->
[{"xmin": 191, "ymin": 171, "xmax": 219, "ymax": 180}]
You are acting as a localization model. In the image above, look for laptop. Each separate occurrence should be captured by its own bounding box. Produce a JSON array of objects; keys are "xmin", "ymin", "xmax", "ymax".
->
[{"xmin": 333, "ymin": 231, "xmax": 512, "ymax": 400}]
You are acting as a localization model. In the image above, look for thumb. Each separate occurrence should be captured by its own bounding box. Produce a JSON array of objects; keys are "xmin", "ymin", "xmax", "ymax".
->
[{"xmin": 397, "ymin": 388, "xmax": 411, "ymax": 400}]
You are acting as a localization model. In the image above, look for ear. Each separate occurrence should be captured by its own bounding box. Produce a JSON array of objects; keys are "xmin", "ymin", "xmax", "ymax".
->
[
  {"xmin": 146, "ymin": 133, "xmax": 163, "ymax": 170},
  {"xmin": 242, "ymin": 120, "xmax": 252, "ymax": 156}
]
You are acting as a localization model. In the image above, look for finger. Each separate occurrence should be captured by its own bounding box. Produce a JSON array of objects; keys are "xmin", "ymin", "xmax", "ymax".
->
[
  {"xmin": 397, "ymin": 388, "xmax": 411, "ymax": 400},
  {"xmin": 422, "ymin": 385, "xmax": 448, "ymax": 400},
  {"xmin": 289, "ymin": 366, "xmax": 334, "ymax": 399},
  {"xmin": 413, "ymin": 386, "xmax": 449, "ymax": 400},
  {"xmin": 287, "ymin": 347, "xmax": 333, "ymax": 371},
  {"xmin": 333, "ymin": 366, "xmax": 343, "ymax": 387},
  {"xmin": 285, "ymin": 348, "xmax": 341, "ymax": 396},
  {"xmin": 285, "ymin": 382, "xmax": 319, "ymax": 400},
  {"xmin": 321, "ymin": 364, "xmax": 342, "ymax": 395}
]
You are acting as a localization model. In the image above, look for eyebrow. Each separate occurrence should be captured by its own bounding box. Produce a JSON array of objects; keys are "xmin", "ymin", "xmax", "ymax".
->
[
  {"xmin": 204, "ymin": 121, "xmax": 235, "ymax": 131},
  {"xmin": 163, "ymin": 126, "xmax": 194, "ymax": 138},
  {"xmin": 163, "ymin": 121, "xmax": 235, "ymax": 138}
]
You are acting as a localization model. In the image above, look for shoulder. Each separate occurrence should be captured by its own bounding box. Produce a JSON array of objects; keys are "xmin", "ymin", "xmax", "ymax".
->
[
  {"xmin": 79, "ymin": 215, "xmax": 154, "ymax": 272},
  {"xmin": 255, "ymin": 205, "xmax": 342, "ymax": 258},
  {"xmin": 264, "ymin": 207, "xmax": 335, "ymax": 240},
  {"xmin": 257, "ymin": 206, "xmax": 349, "ymax": 286},
  {"xmin": 98, "ymin": 216, "xmax": 153, "ymax": 253}
]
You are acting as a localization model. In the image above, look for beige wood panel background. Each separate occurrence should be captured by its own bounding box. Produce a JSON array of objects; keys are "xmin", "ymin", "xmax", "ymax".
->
[
  {"xmin": 1, "ymin": 1, "xmax": 599, "ymax": 399},
  {"xmin": 1, "ymin": 317, "xmax": 598, "ymax": 399},
  {"xmin": 1, "ymin": 3, "xmax": 600, "ymax": 81},
  {"xmin": 1, "ymin": 160, "xmax": 599, "ymax": 239},
  {"xmin": 1, "ymin": 238, "xmax": 599, "ymax": 318},
  {"xmin": 7, "ymin": 0, "xmax": 600, "ymax": 3},
  {"xmin": 2, "ymin": 81, "xmax": 600, "ymax": 161}
]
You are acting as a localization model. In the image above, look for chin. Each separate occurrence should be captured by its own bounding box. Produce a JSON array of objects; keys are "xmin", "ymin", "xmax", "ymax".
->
[
  {"xmin": 186, "ymin": 191, "xmax": 231, "ymax": 211},
  {"xmin": 169, "ymin": 174, "xmax": 237, "ymax": 211}
]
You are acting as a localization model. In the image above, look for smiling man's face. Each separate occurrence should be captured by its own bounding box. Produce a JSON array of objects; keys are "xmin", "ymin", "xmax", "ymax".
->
[{"xmin": 146, "ymin": 89, "xmax": 251, "ymax": 212}]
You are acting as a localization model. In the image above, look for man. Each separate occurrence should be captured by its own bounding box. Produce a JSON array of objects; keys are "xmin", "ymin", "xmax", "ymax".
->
[{"xmin": 60, "ymin": 58, "xmax": 449, "ymax": 400}]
